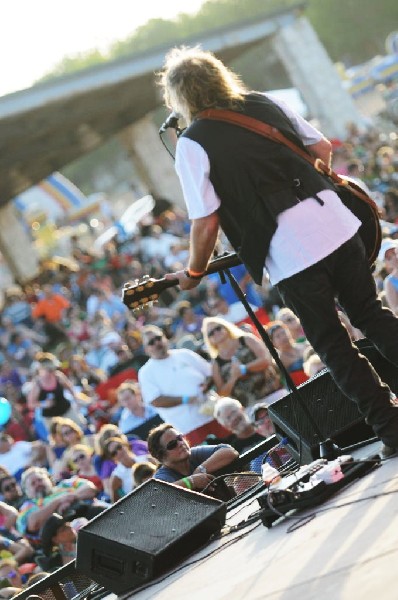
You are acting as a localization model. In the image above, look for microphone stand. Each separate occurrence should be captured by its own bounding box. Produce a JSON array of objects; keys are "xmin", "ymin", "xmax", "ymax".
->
[{"xmin": 220, "ymin": 266, "xmax": 341, "ymax": 462}]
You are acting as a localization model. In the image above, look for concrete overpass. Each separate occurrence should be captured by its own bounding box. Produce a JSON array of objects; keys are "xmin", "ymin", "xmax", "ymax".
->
[{"xmin": 0, "ymin": 4, "xmax": 364, "ymax": 282}]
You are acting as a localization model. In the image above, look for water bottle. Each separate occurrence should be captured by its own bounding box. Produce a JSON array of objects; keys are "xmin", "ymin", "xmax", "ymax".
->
[
  {"xmin": 261, "ymin": 462, "xmax": 281, "ymax": 486},
  {"xmin": 199, "ymin": 390, "xmax": 219, "ymax": 416}
]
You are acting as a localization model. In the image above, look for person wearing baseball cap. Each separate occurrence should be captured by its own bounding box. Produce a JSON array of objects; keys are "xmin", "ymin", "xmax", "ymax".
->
[
  {"xmin": 379, "ymin": 238, "xmax": 398, "ymax": 315},
  {"xmin": 40, "ymin": 514, "xmax": 78, "ymax": 565}
]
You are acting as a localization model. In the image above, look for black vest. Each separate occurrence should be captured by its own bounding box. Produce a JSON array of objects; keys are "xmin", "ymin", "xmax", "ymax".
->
[{"xmin": 182, "ymin": 93, "xmax": 334, "ymax": 284}]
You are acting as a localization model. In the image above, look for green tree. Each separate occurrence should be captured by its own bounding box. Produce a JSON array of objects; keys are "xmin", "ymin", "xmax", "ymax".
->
[
  {"xmin": 47, "ymin": 0, "xmax": 397, "ymax": 193},
  {"xmin": 39, "ymin": 0, "xmax": 397, "ymax": 83},
  {"xmin": 307, "ymin": 0, "xmax": 398, "ymax": 65}
]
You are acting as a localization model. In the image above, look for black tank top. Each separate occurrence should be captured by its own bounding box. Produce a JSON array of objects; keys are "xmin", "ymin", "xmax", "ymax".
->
[{"xmin": 37, "ymin": 377, "xmax": 71, "ymax": 417}]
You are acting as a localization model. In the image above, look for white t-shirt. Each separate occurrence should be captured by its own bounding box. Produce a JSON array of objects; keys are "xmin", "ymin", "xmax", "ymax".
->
[
  {"xmin": 175, "ymin": 94, "xmax": 360, "ymax": 285},
  {"xmin": 138, "ymin": 349, "xmax": 212, "ymax": 434},
  {"xmin": 0, "ymin": 441, "xmax": 32, "ymax": 475},
  {"xmin": 112, "ymin": 455, "xmax": 148, "ymax": 496}
]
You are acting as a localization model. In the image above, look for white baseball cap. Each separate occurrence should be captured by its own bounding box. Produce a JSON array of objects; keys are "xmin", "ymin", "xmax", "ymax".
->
[{"xmin": 378, "ymin": 238, "xmax": 398, "ymax": 261}]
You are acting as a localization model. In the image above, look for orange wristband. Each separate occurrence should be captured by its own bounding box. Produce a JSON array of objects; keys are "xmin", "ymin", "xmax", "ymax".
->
[{"xmin": 185, "ymin": 268, "xmax": 205, "ymax": 279}]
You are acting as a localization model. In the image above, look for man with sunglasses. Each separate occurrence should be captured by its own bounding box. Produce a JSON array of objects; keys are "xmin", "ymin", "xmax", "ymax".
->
[
  {"xmin": 147, "ymin": 423, "xmax": 238, "ymax": 491},
  {"xmin": 138, "ymin": 325, "xmax": 228, "ymax": 446},
  {"xmin": 0, "ymin": 477, "xmax": 25, "ymax": 510}
]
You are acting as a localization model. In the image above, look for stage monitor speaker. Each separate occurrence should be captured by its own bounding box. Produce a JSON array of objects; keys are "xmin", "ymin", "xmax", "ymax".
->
[
  {"xmin": 76, "ymin": 479, "xmax": 227, "ymax": 595},
  {"xmin": 268, "ymin": 339, "xmax": 398, "ymax": 464},
  {"xmin": 9, "ymin": 560, "xmax": 100, "ymax": 600}
]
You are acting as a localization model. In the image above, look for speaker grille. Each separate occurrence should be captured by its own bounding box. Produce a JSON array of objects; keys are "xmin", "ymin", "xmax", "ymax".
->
[
  {"xmin": 82, "ymin": 479, "xmax": 224, "ymax": 554},
  {"xmin": 269, "ymin": 368, "xmax": 364, "ymax": 443},
  {"xmin": 77, "ymin": 480, "xmax": 226, "ymax": 593},
  {"xmin": 268, "ymin": 340, "xmax": 398, "ymax": 462},
  {"xmin": 11, "ymin": 561, "xmax": 101, "ymax": 600}
]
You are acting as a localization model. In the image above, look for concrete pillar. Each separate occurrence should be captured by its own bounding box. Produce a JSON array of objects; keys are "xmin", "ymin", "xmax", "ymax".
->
[
  {"xmin": 272, "ymin": 16, "xmax": 366, "ymax": 138},
  {"xmin": 120, "ymin": 115, "xmax": 186, "ymax": 211},
  {"xmin": 0, "ymin": 204, "xmax": 39, "ymax": 283}
]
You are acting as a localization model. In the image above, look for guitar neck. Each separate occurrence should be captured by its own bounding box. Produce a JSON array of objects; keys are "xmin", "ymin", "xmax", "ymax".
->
[
  {"xmin": 167, "ymin": 252, "xmax": 242, "ymax": 290},
  {"xmin": 122, "ymin": 252, "xmax": 242, "ymax": 310}
]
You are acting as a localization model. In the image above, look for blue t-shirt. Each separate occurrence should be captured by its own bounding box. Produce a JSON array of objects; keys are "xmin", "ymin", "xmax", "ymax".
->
[
  {"xmin": 118, "ymin": 404, "xmax": 158, "ymax": 434},
  {"xmin": 208, "ymin": 264, "xmax": 263, "ymax": 307},
  {"xmin": 155, "ymin": 444, "xmax": 231, "ymax": 483}
]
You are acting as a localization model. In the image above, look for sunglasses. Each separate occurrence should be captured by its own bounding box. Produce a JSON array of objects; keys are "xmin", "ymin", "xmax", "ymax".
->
[
  {"xmin": 208, "ymin": 325, "xmax": 223, "ymax": 337},
  {"xmin": 147, "ymin": 335, "xmax": 163, "ymax": 346},
  {"xmin": 73, "ymin": 454, "xmax": 87, "ymax": 462},
  {"xmin": 109, "ymin": 443, "xmax": 124, "ymax": 457},
  {"xmin": 164, "ymin": 434, "xmax": 184, "ymax": 452},
  {"xmin": 2, "ymin": 481, "xmax": 17, "ymax": 493},
  {"xmin": 2, "ymin": 570, "xmax": 17, "ymax": 580}
]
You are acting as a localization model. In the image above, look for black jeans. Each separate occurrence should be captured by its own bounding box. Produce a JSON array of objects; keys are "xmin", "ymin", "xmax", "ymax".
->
[{"xmin": 276, "ymin": 233, "xmax": 398, "ymax": 447}]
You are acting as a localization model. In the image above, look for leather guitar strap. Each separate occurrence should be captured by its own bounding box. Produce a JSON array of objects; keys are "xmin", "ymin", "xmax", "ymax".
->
[{"xmin": 197, "ymin": 108, "xmax": 379, "ymax": 212}]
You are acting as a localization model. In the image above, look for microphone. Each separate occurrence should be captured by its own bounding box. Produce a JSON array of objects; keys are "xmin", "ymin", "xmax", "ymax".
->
[{"xmin": 159, "ymin": 112, "xmax": 180, "ymax": 133}]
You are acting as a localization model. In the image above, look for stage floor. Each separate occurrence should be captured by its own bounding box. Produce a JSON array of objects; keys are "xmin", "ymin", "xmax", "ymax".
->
[{"xmin": 121, "ymin": 440, "xmax": 398, "ymax": 600}]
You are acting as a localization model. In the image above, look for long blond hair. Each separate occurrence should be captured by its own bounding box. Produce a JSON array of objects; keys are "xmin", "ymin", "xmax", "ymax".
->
[
  {"xmin": 202, "ymin": 316, "xmax": 247, "ymax": 359},
  {"xmin": 159, "ymin": 46, "xmax": 247, "ymax": 124}
]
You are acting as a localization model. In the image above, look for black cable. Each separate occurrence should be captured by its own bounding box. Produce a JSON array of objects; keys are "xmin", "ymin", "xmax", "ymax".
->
[
  {"xmin": 257, "ymin": 456, "xmax": 388, "ymax": 532},
  {"xmin": 158, "ymin": 133, "xmax": 176, "ymax": 159},
  {"xmin": 126, "ymin": 458, "xmax": 394, "ymax": 595},
  {"xmin": 201, "ymin": 471, "xmax": 260, "ymax": 492},
  {"xmin": 285, "ymin": 485, "xmax": 398, "ymax": 533}
]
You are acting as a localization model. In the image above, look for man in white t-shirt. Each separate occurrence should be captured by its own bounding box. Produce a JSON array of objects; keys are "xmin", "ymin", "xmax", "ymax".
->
[
  {"xmin": 158, "ymin": 46, "xmax": 398, "ymax": 457},
  {"xmin": 138, "ymin": 325, "xmax": 227, "ymax": 446},
  {"xmin": 0, "ymin": 434, "xmax": 46, "ymax": 477}
]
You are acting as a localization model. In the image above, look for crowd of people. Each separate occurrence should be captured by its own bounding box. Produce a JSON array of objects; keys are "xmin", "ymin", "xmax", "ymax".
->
[{"xmin": 0, "ymin": 103, "xmax": 397, "ymax": 594}]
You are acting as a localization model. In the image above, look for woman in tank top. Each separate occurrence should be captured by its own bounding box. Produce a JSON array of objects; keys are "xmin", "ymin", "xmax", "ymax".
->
[
  {"xmin": 27, "ymin": 352, "xmax": 85, "ymax": 429},
  {"xmin": 202, "ymin": 317, "xmax": 286, "ymax": 408}
]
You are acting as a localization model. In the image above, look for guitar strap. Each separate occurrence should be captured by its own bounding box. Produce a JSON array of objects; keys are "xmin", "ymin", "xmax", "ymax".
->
[{"xmin": 197, "ymin": 108, "xmax": 380, "ymax": 212}]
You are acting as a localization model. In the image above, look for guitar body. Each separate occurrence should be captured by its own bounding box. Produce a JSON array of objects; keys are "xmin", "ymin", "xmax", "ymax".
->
[{"xmin": 336, "ymin": 183, "xmax": 382, "ymax": 266}]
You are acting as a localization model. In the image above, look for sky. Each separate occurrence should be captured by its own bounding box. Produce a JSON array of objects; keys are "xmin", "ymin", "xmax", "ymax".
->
[{"xmin": 1, "ymin": 0, "xmax": 206, "ymax": 98}]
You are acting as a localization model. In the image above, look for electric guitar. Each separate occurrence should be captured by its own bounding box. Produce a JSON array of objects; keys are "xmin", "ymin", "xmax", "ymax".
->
[{"xmin": 122, "ymin": 252, "xmax": 242, "ymax": 310}]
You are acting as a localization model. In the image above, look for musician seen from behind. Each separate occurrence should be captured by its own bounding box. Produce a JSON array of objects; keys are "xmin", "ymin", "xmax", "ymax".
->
[
  {"xmin": 147, "ymin": 423, "xmax": 238, "ymax": 492},
  {"xmin": 160, "ymin": 46, "xmax": 398, "ymax": 458}
]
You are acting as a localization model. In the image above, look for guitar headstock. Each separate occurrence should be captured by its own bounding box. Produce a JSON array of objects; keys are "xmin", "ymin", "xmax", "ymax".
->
[
  {"xmin": 122, "ymin": 252, "xmax": 241, "ymax": 311},
  {"xmin": 122, "ymin": 276, "xmax": 169, "ymax": 311}
]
